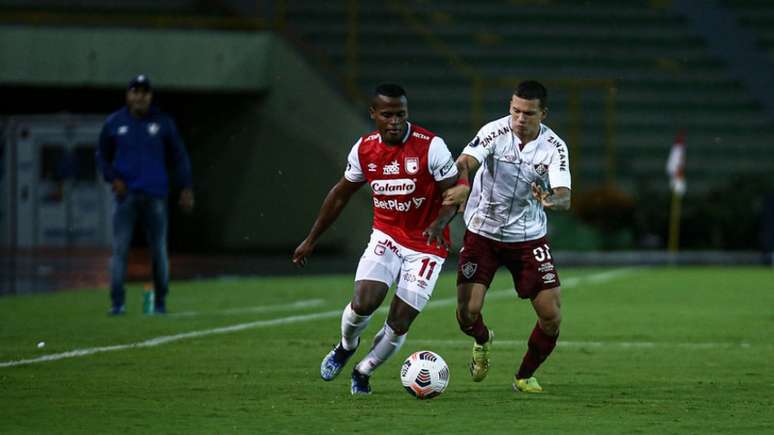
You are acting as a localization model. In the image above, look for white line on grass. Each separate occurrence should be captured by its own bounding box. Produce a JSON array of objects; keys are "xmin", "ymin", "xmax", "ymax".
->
[
  {"xmin": 0, "ymin": 268, "xmax": 635, "ymax": 368},
  {"xmin": 0, "ymin": 309, "xmax": 343, "ymax": 368},
  {"xmin": 409, "ymin": 339, "xmax": 757, "ymax": 349}
]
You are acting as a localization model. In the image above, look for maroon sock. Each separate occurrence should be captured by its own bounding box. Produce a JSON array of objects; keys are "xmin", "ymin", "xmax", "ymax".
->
[
  {"xmin": 458, "ymin": 312, "xmax": 490, "ymax": 345},
  {"xmin": 516, "ymin": 321, "xmax": 558, "ymax": 379}
]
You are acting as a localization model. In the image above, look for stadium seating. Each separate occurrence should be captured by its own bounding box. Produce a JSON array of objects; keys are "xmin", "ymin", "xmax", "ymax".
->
[
  {"xmin": 724, "ymin": 0, "xmax": 774, "ymax": 60},
  {"xmin": 285, "ymin": 0, "xmax": 774, "ymax": 193}
]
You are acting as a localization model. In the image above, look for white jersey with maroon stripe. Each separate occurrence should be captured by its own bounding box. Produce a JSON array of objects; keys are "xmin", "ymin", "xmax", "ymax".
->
[
  {"xmin": 344, "ymin": 123, "xmax": 457, "ymax": 257},
  {"xmin": 462, "ymin": 116, "xmax": 571, "ymax": 243}
]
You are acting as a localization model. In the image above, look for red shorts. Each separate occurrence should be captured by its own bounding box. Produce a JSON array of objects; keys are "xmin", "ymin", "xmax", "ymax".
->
[{"xmin": 456, "ymin": 230, "xmax": 560, "ymax": 299}]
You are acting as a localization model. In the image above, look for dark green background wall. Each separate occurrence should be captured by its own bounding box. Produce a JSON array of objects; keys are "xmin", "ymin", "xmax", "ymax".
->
[{"xmin": 0, "ymin": 26, "xmax": 373, "ymax": 255}]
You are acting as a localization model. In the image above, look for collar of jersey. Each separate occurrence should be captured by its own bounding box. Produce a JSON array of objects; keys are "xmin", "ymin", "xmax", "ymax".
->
[
  {"xmin": 513, "ymin": 123, "xmax": 546, "ymax": 153},
  {"xmin": 378, "ymin": 122, "xmax": 412, "ymax": 145}
]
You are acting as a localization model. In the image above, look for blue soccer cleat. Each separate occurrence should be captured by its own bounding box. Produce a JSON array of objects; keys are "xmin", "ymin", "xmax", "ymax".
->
[
  {"xmin": 320, "ymin": 340, "xmax": 358, "ymax": 381},
  {"xmin": 350, "ymin": 368, "xmax": 372, "ymax": 395}
]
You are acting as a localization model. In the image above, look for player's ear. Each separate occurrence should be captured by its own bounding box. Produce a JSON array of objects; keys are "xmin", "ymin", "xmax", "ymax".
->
[
  {"xmin": 541, "ymin": 107, "xmax": 548, "ymax": 121},
  {"xmin": 369, "ymin": 106, "xmax": 376, "ymax": 120}
]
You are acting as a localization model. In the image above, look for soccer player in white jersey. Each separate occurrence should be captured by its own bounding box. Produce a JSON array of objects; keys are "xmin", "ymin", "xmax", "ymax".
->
[
  {"xmin": 292, "ymin": 84, "xmax": 460, "ymax": 395},
  {"xmin": 442, "ymin": 80, "xmax": 571, "ymax": 393}
]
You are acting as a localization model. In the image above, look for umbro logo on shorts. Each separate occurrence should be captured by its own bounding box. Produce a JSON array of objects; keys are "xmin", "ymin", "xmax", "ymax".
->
[{"xmin": 461, "ymin": 261, "xmax": 478, "ymax": 279}]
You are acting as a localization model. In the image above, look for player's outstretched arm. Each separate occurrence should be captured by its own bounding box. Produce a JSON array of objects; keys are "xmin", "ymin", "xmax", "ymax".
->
[
  {"xmin": 531, "ymin": 183, "xmax": 571, "ymax": 211},
  {"xmin": 292, "ymin": 178, "xmax": 364, "ymax": 267},
  {"xmin": 423, "ymin": 175, "xmax": 461, "ymax": 249},
  {"xmin": 442, "ymin": 155, "xmax": 479, "ymax": 208}
]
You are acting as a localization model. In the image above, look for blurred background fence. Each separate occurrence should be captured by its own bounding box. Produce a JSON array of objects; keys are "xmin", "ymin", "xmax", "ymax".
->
[{"xmin": 1, "ymin": 0, "xmax": 773, "ymax": 294}]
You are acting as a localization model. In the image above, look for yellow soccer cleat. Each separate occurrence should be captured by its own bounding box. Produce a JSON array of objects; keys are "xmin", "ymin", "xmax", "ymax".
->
[
  {"xmin": 513, "ymin": 376, "xmax": 543, "ymax": 393},
  {"xmin": 469, "ymin": 329, "xmax": 494, "ymax": 382}
]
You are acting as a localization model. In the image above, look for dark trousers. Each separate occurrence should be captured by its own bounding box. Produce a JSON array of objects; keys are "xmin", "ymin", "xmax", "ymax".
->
[{"xmin": 110, "ymin": 192, "xmax": 169, "ymax": 307}]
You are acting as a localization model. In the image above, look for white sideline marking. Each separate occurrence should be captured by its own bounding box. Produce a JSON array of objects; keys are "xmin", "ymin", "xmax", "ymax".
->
[
  {"xmin": 0, "ymin": 310, "xmax": 343, "ymax": 368},
  {"xmin": 0, "ymin": 269, "xmax": 635, "ymax": 368},
  {"xmin": 409, "ymin": 339, "xmax": 757, "ymax": 349},
  {"xmin": 169, "ymin": 298, "xmax": 326, "ymax": 317}
]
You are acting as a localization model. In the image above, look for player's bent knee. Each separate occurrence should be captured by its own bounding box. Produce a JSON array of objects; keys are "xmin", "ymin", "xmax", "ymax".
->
[
  {"xmin": 350, "ymin": 299, "xmax": 377, "ymax": 316},
  {"xmin": 351, "ymin": 282, "xmax": 388, "ymax": 315},
  {"xmin": 457, "ymin": 297, "xmax": 481, "ymax": 316},
  {"xmin": 387, "ymin": 319, "xmax": 410, "ymax": 336},
  {"xmin": 352, "ymin": 303, "xmax": 378, "ymax": 316},
  {"xmin": 456, "ymin": 307, "xmax": 477, "ymax": 328},
  {"xmin": 540, "ymin": 316, "xmax": 561, "ymax": 336}
]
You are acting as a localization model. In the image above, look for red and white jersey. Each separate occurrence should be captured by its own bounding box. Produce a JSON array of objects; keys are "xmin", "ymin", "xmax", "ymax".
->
[{"xmin": 344, "ymin": 123, "xmax": 458, "ymax": 257}]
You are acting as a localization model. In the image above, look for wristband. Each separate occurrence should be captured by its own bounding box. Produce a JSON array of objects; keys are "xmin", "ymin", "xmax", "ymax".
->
[{"xmin": 456, "ymin": 177, "xmax": 470, "ymax": 187}]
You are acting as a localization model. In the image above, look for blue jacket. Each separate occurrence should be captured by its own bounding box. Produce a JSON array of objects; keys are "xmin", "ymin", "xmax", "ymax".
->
[{"xmin": 97, "ymin": 106, "xmax": 192, "ymax": 198}]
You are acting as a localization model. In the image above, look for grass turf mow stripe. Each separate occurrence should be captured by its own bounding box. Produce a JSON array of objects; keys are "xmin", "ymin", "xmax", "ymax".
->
[
  {"xmin": 0, "ymin": 269, "xmax": 636, "ymax": 369},
  {"xmin": 168, "ymin": 298, "xmax": 326, "ymax": 317}
]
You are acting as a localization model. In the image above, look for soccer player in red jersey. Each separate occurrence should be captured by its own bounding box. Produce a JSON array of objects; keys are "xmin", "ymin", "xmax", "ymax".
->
[
  {"xmin": 443, "ymin": 81, "xmax": 572, "ymax": 393},
  {"xmin": 293, "ymin": 84, "xmax": 459, "ymax": 395}
]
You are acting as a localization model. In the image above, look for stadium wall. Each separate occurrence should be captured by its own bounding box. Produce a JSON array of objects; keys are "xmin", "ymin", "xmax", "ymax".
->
[{"xmin": 0, "ymin": 26, "xmax": 372, "ymax": 256}]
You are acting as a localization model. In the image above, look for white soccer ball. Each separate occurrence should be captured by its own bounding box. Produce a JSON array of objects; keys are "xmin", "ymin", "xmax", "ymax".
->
[{"xmin": 400, "ymin": 350, "xmax": 449, "ymax": 399}]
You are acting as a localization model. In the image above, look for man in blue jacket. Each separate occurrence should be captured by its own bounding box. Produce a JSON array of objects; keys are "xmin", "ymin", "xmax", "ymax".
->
[{"xmin": 97, "ymin": 74, "xmax": 194, "ymax": 315}]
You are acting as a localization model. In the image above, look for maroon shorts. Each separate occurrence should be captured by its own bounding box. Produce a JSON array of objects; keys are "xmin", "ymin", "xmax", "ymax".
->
[{"xmin": 456, "ymin": 230, "xmax": 560, "ymax": 299}]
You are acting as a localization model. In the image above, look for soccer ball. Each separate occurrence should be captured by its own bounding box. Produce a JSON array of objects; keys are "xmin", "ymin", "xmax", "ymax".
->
[{"xmin": 399, "ymin": 350, "xmax": 449, "ymax": 399}]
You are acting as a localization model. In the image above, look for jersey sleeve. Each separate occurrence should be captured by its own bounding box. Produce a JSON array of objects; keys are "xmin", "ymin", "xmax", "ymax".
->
[
  {"xmin": 344, "ymin": 137, "xmax": 365, "ymax": 182},
  {"xmin": 428, "ymin": 137, "xmax": 458, "ymax": 181},
  {"xmin": 96, "ymin": 119, "xmax": 117, "ymax": 182},
  {"xmin": 460, "ymin": 126, "xmax": 494, "ymax": 164},
  {"xmin": 547, "ymin": 137, "xmax": 571, "ymax": 189},
  {"xmin": 164, "ymin": 115, "xmax": 193, "ymax": 188}
]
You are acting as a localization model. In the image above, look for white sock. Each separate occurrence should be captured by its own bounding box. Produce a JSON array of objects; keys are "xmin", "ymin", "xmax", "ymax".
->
[
  {"xmin": 355, "ymin": 323, "xmax": 406, "ymax": 376},
  {"xmin": 340, "ymin": 303, "xmax": 371, "ymax": 351}
]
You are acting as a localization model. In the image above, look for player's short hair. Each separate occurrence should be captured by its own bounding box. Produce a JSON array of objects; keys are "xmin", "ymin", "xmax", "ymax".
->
[
  {"xmin": 374, "ymin": 83, "xmax": 407, "ymax": 99},
  {"xmin": 514, "ymin": 80, "xmax": 548, "ymax": 108}
]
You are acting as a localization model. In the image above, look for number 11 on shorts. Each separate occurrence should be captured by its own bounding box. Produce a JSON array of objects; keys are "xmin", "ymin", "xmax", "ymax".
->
[{"xmin": 418, "ymin": 257, "xmax": 437, "ymax": 279}]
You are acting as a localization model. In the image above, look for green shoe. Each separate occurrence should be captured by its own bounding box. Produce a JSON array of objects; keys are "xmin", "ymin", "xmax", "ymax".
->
[
  {"xmin": 513, "ymin": 376, "xmax": 543, "ymax": 393},
  {"xmin": 469, "ymin": 329, "xmax": 493, "ymax": 382}
]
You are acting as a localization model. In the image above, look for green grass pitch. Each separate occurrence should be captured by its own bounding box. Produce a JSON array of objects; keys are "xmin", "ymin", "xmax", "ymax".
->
[{"xmin": 1, "ymin": 267, "xmax": 772, "ymax": 434}]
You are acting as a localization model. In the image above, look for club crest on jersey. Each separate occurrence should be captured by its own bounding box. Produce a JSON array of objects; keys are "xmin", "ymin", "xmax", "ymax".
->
[
  {"xmin": 461, "ymin": 262, "xmax": 478, "ymax": 279},
  {"xmin": 383, "ymin": 160, "xmax": 400, "ymax": 175},
  {"xmin": 367, "ymin": 163, "xmax": 378, "ymax": 172},
  {"xmin": 534, "ymin": 163, "xmax": 548, "ymax": 176},
  {"xmin": 148, "ymin": 123, "xmax": 160, "ymax": 136},
  {"xmin": 405, "ymin": 157, "xmax": 419, "ymax": 175}
]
